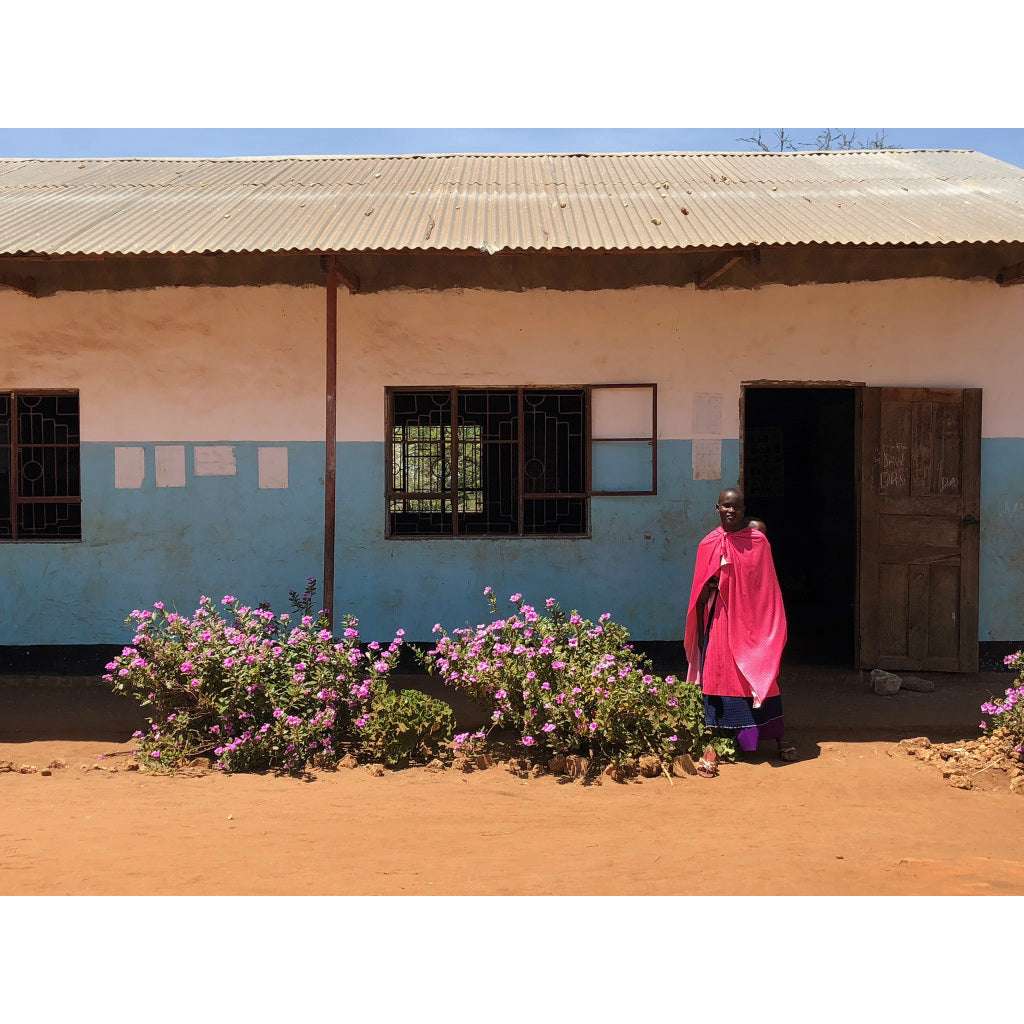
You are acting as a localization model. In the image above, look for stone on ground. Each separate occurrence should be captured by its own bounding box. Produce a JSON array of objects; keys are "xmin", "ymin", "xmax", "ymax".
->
[
  {"xmin": 900, "ymin": 675, "xmax": 936, "ymax": 693},
  {"xmin": 870, "ymin": 669, "xmax": 902, "ymax": 695}
]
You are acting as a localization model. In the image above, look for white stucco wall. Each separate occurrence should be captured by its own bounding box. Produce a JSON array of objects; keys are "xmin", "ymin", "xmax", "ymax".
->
[{"xmin": 2, "ymin": 277, "xmax": 1022, "ymax": 442}]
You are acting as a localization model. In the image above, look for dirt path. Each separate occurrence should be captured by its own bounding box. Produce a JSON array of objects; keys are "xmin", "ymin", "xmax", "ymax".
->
[{"xmin": 3, "ymin": 731, "xmax": 1022, "ymax": 896}]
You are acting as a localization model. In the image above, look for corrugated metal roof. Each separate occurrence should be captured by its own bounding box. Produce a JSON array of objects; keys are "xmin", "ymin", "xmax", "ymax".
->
[{"xmin": 1, "ymin": 150, "xmax": 1023, "ymax": 257}]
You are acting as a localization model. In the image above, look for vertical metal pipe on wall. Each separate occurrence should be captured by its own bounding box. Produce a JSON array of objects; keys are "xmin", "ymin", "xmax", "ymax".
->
[{"xmin": 324, "ymin": 257, "xmax": 338, "ymax": 629}]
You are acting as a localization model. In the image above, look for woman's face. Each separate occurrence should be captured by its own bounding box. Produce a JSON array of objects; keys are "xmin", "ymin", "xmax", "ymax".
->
[{"xmin": 716, "ymin": 490, "xmax": 745, "ymax": 532}]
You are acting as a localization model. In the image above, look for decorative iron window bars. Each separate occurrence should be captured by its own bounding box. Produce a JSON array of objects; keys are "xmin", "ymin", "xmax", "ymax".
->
[
  {"xmin": 0, "ymin": 391, "xmax": 81, "ymax": 540},
  {"xmin": 387, "ymin": 385, "xmax": 656, "ymax": 537}
]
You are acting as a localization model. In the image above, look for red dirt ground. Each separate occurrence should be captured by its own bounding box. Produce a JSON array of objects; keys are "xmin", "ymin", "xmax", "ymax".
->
[{"xmin": 2, "ymin": 667, "xmax": 1022, "ymax": 896}]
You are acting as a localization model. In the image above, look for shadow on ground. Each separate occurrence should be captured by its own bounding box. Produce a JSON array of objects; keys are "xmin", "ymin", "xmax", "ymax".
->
[{"xmin": 0, "ymin": 661, "xmax": 1009, "ymax": 747}]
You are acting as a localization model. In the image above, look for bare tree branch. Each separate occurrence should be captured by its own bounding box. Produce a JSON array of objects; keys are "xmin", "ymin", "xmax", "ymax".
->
[{"xmin": 740, "ymin": 128, "xmax": 899, "ymax": 152}]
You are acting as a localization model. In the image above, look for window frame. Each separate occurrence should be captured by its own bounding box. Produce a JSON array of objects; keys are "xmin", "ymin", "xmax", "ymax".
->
[
  {"xmin": 589, "ymin": 382, "xmax": 658, "ymax": 496},
  {"xmin": 385, "ymin": 383, "xmax": 657, "ymax": 539},
  {"xmin": 0, "ymin": 388, "xmax": 82, "ymax": 543}
]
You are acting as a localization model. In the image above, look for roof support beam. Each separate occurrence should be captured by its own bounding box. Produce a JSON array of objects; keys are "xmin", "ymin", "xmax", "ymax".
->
[
  {"xmin": 320, "ymin": 254, "xmax": 359, "ymax": 293},
  {"xmin": 996, "ymin": 261, "xmax": 1024, "ymax": 286},
  {"xmin": 0, "ymin": 270, "xmax": 37, "ymax": 296},
  {"xmin": 696, "ymin": 248, "xmax": 760, "ymax": 290}
]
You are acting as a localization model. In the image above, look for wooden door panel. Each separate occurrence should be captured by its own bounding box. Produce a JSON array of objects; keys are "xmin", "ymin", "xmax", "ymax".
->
[
  {"xmin": 912, "ymin": 400, "xmax": 962, "ymax": 497},
  {"xmin": 860, "ymin": 387, "xmax": 981, "ymax": 673},
  {"xmin": 877, "ymin": 563, "xmax": 960, "ymax": 671},
  {"xmin": 879, "ymin": 513, "xmax": 960, "ymax": 549},
  {"xmin": 907, "ymin": 564, "xmax": 929, "ymax": 664},
  {"xmin": 927, "ymin": 563, "xmax": 960, "ymax": 662},
  {"xmin": 878, "ymin": 563, "xmax": 909, "ymax": 658}
]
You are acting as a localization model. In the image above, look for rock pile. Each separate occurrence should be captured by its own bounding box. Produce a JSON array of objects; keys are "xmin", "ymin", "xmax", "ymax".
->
[{"xmin": 897, "ymin": 730, "xmax": 1024, "ymax": 793}]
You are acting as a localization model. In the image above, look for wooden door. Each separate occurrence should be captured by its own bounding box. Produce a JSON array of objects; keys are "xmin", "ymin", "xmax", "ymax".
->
[{"xmin": 859, "ymin": 388, "xmax": 981, "ymax": 673}]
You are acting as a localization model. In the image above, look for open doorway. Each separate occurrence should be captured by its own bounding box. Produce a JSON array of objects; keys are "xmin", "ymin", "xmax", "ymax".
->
[{"xmin": 742, "ymin": 385, "xmax": 858, "ymax": 665}]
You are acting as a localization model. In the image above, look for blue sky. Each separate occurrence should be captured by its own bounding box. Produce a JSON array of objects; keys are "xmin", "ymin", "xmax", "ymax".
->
[{"xmin": 2, "ymin": 128, "xmax": 1023, "ymax": 167}]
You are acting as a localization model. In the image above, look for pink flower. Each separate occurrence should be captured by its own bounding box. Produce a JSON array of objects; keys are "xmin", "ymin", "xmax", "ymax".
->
[
  {"xmin": 542, "ymin": 723, "xmax": 556, "ymax": 732},
  {"xmin": 510, "ymin": 593, "xmax": 522, "ymax": 603},
  {"xmin": 522, "ymin": 735, "xmax": 535, "ymax": 746}
]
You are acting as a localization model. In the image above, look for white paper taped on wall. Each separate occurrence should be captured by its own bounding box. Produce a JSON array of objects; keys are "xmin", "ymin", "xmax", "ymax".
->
[
  {"xmin": 692, "ymin": 439, "xmax": 722, "ymax": 481},
  {"xmin": 258, "ymin": 447, "xmax": 289, "ymax": 489},
  {"xmin": 692, "ymin": 393, "xmax": 723, "ymax": 435},
  {"xmin": 155, "ymin": 446, "xmax": 186, "ymax": 488},
  {"xmin": 195, "ymin": 446, "xmax": 237, "ymax": 477},
  {"xmin": 114, "ymin": 447, "xmax": 145, "ymax": 489}
]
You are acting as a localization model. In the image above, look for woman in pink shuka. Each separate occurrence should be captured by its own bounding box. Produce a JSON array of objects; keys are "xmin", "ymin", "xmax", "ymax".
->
[{"xmin": 684, "ymin": 487, "xmax": 799, "ymax": 778}]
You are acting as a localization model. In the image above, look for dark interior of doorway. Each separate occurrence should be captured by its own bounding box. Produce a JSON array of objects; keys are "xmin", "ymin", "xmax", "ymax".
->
[{"xmin": 742, "ymin": 386, "xmax": 857, "ymax": 665}]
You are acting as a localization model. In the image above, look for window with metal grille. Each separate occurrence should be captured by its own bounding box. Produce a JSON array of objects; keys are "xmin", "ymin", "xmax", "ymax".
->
[
  {"xmin": 387, "ymin": 388, "xmax": 589, "ymax": 536},
  {"xmin": 0, "ymin": 391, "xmax": 82, "ymax": 541}
]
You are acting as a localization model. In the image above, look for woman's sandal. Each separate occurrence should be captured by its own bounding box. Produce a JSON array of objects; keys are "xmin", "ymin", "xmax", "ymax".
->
[
  {"xmin": 696, "ymin": 746, "xmax": 718, "ymax": 778},
  {"xmin": 777, "ymin": 739, "xmax": 800, "ymax": 763}
]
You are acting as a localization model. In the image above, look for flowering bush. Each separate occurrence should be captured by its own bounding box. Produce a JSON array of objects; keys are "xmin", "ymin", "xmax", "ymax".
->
[
  {"xmin": 104, "ymin": 581, "xmax": 454, "ymax": 774},
  {"xmin": 420, "ymin": 589, "xmax": 715, "ymax": 770},
  {"xmin": 979, "ymin": 652, "xmax": 1024, "ymax": 756}
]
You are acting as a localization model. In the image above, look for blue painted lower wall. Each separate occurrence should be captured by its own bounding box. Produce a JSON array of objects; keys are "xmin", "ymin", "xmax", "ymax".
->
[
  {"xmin": 979, "ymin": 438, "xmax": 1024, "ymax": 641},
  {"xmin": 2, "ymin": 437, "xmax": 1022, "ymax": 647}
]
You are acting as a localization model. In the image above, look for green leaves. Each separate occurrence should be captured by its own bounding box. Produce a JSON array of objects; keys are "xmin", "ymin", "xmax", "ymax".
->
[
  {"xmin": 422, "ymin": 591, "xmax": 711, "ymax": 769},
  {"xmin": 103, "ymin": 587, "xmax": 455, "ymax": 776},
  {"xmin": 360, "ymin": 686, "xmax": 456, "ymax": 768}
]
